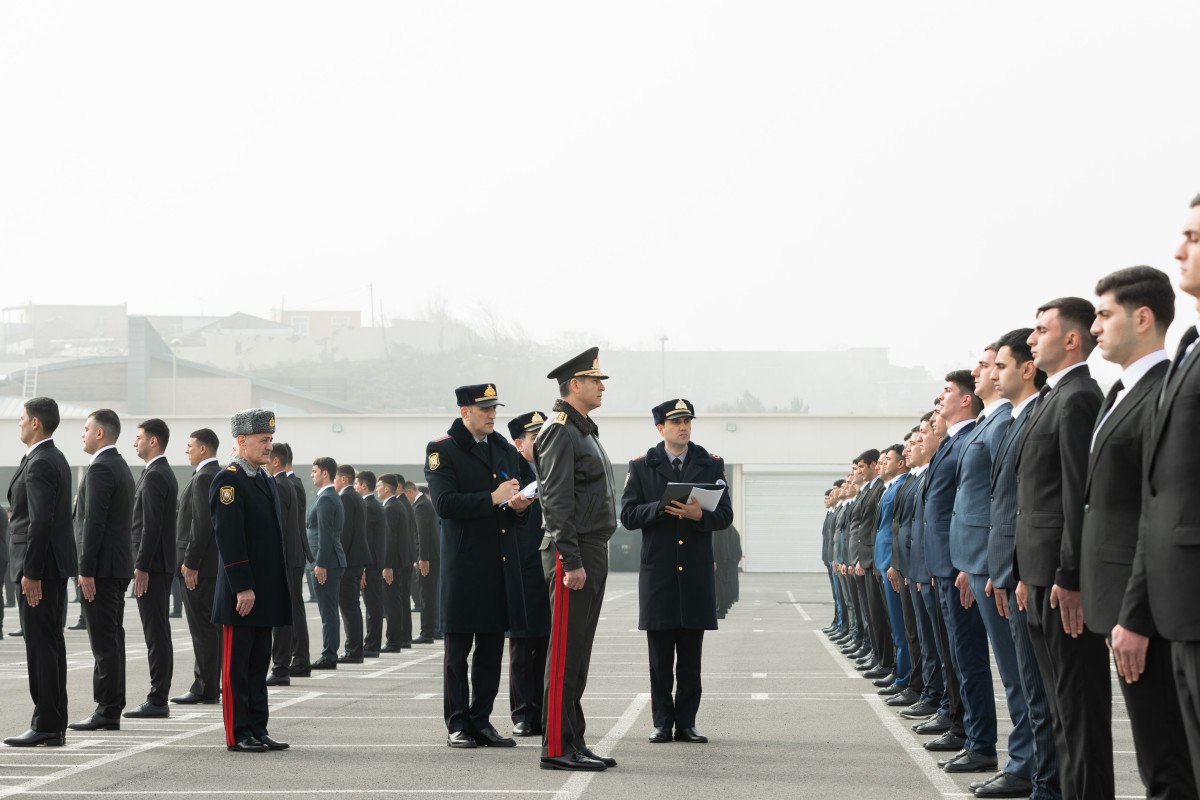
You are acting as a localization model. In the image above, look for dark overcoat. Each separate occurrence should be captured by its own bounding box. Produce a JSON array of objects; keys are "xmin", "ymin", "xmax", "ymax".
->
[
  {"xmin": 620, "ymin": 441, "xmax": 733, "ymax": 631},
  {"xmin": 424, "ymin": 418, "xmax": 525, "ymax": 633},
  {"xmin": 501, "ymin": 456, "xmax": 551, "ymax": 638}
]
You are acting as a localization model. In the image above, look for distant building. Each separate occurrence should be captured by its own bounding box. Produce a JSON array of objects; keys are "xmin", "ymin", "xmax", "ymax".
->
[{"xmin": 276, "ymin": 309, "xmax": 360, "ymax": 339}]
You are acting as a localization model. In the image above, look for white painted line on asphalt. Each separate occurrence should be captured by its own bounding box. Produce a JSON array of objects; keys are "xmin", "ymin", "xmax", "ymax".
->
[
  {"xmin": 19, "ymin": 792, "xmax": 558, "ymax": 796},
  {"xmin": 752, "ymin": 672, "xmax": 767, "ymax": 678},
  {"xmin": 751, "ymin": 693, "xmax": 768, "ymax": 700},
  {"xmin": 413, "ymin": 693, "xmax": 436, "ymax": 700},
  {"xmin": 361, "ymin": 651, "xmax": 442, "ymax": 679},
  {"xmin": 0, "ymin": 692, "xmax": 324, "ymax": 799},
  {"xmin": 602, "ymin": 590, "xmax": 636, "ymax": 603},
  {"xmin": 554, "ymin": 692, "xmax": 649, "ymax": 800},
  {"xmin": 785, "ymin": 590, "xmax": 812, "ymax": 620},
  {"xmin": 863, "ymin": 694, "xmax": 960, "ymax": 797},
  {"xmin": 812, "ymin": 630, "xmax": 862, "ymax": 679}
]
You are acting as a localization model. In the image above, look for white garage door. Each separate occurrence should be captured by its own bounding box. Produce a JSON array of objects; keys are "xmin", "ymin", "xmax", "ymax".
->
[{"xmin": 742, "ymin": 469, "xmax": 842, "ymax": 573}]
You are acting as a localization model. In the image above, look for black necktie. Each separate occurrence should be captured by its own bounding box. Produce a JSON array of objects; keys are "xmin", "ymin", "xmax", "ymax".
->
[
  {"xmin": 672, "ymin": 457, "xmax": 683, "ymax": 479},
  {"xmin": 1098, "ymin": 379, "xmax": 1124, "ymax": 420},
  {"xmin": 1168, "ymin": 327, "xmax": 1200, "ymax": 382}
]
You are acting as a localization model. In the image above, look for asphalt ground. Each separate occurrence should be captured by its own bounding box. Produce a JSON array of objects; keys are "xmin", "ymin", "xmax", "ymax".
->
[{"xmin": 0, "ymin": 573, "xmax": 1148, "ymax": 799}]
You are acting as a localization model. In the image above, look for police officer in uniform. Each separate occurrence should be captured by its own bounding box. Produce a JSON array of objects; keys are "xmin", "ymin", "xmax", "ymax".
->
[
  {"xmin": 505, "ymin": 411, "xmax": 553, "ymax": 737},
  {"xmin": 424, "ymin": 383, "xmax": 532, "ymax": 749},
  {"xmin": 620, "ymin": 399, "xmax": 732, "ymax": 744},
  {"xmin": 537, "ymin": 348, "xmax": 618, "ymax": 772},
  {"xmin": 209, "ymin": 410, "xmax": 291, "ymax": 753}
]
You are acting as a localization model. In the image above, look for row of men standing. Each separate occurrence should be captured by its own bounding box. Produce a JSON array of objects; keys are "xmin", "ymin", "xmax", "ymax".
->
[{"xmin": 819, "ymin": 197, "xmax": 1200, "ymax": 800}]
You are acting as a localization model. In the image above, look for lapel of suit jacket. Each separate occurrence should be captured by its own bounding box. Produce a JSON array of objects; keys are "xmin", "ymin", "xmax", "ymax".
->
[
  {"xmin": 7, "ymin": 455, "xmax": 29, "ymax": 503},
  {"xmin": 1086, "ymin": 361, "xmax": 1167, "ymax": 495},
  {"xmin": 992, "ymin": 402, "xmax": 1033, "ymax": 487},
  {"xmin": 1151, "ymin": 344, "xmax": 1200, "ymax": 467}
]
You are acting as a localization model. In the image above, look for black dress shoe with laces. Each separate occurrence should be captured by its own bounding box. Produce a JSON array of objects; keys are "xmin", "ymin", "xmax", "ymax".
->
[
  {"xmin": 123, "ymin": 702, "xmax": 169, "ymax": 719},
  {"xmin": 4, "ymin": 729, "xmax": 65, "ymax": 747},
  {"xmin": 68, "ymin": 713, "xmax": 120, "ymax": 731},
  {"xmin": 512, "ymin": 721, "xmax": 540, "ymax": 737},
  {"xmin": 924, "ymin": 731, "xmax": 966, "ymax": 751},
  {"xmin": 311, "ymin": 658, "xmax": 337, "ymax": 670},
  {"xmin": 886, "ymin": 689, "xmax": 920, "ymax": 707},
  {"xmin": 228, "ymin": 737, "xmax": 268, "ymax": 753},
  {"xmin": 337, "ymin": 655, "xmax": 363, "ymax": 664},
  {"xmin": 259, "ymin": 735, "xmax": 289, "ymax": 751},
  {"xmin": 877, "ymin": 683, "xmax": 906, "ymax": 696},
  {"xmin": 411, "ymin": 636, "xmax": 434, "ymax": 645},
  {"xmin": 170, "ymin": 692, "xmax": 215, "ymax": 705},
  {"xmin": 648, "ymin": 727, "xmax": 672, "ymax": 743},
  {"xmin": 447, "ymin": 731, "xmax": 477, "ymax": 748},
  {"xmin": 265, "ymin": 674, "xmax": 290, "ymax": 687},
  {"xmin": 972, "ymin": 772, "xmax": 1034, "ymax": 797},
  {"xmin": 540, "ymin": 752, "xmax": 606, "ymax": 771},
  {"xmin": 472, "ymin": 727, "xmax": 516, "ymax": 747},
  {"xmin": 580, "ymin": 747, "xmax": 616, "ymax": 767},
  {"xmin": 674, "ymin": 727, "xmax": 708, "ymax": 743},
  {"xmin": 942, "ymin": 750, "xmax": 997, "ymax": 773}
]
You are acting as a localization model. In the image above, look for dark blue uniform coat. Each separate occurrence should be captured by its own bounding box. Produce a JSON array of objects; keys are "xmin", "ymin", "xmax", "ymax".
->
[{"xmin": 502, "ymin": 457, "xmax": 551, "ymax": 638}]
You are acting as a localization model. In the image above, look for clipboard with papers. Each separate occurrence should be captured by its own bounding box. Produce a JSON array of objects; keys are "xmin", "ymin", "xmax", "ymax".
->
[{"xmin": 660, "ymin": 481, "xmax": 726, "ymax": 512}]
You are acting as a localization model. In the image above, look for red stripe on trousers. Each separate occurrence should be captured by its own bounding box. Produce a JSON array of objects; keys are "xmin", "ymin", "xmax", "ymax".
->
[
  {"xmin": 547, "ymin": 554, "xmax": 570, "ymax": 758},
  {"xmin": 222, "ymin": 625, "xmax": 234, "ymax": 746}
]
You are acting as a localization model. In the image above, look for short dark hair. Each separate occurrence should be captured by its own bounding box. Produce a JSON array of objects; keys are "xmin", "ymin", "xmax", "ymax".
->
[
  {"xmin": 393, "ymin": 473, "xmax": 406, "ymax": 485},
  {"xmin": 995, "ymin": 328, "xmax": 1047, "ymax": 389},
  {"xmin": 417, "ymin": 484, "xmax": 428, "ymax": 493},
  {"xmin": 404, "ymin": 481, "xmax": 417, "ymax": 491},
  {"xmin": 919, "ymin": 411, "xmax": 933, "ymax": 423},
  {"xmin": 138, "ymin": 418, "xmax": 170, "ymax": 450},
  {"xmin": 824, "ymin": 488, "xmax": 834, "ymax": 497},
  {"xmin": 854, "ymin": 448, "xmax": 880, "ymax": 466},
  {"xmin": 282, "ymin": 442, "xmax": 294, "ymax": 466},
  {"xmin": 190, "ymin": 428, "xmax": 219, "ymax": 454},
  {"xmin": 270, "ymin": 443, "xmax": 288, "ymax": 462},
  {"xmin": 832, "ymin": 478, "xmax": 845, "ymax": 487},
  {"xmin": 884, "ymin": 443, "xmax": 904, "ymax": 458},
  {"xmin": 1095, "ymin": 265, "xmax": 1175, "ymax": 335},
  {"xmin": 558, "ymin": 379, "xmax": 572, "ymax": 398},
  {"xmin": 378, "ymin": 473, "xmax": 399, "ymax": 491},
  {"xmin": 89, "ymin": 408, "xmax": 121, "ymax": 440},
  {"xmin": 1191, "ymin": 193, "xmax": 1200, "ymax": 208},
  {"xmin": 24, "ymin": 397, "xmax": 60, "ymax": 434},
  {"xmin": 356, "ymin": 470, "xmax": 376, "ymax": 490},
  {"xmin": 1037, "ymin": 297, "xmax": 1098, "ymax": 355},
  {"xmin": 336, "ymin": 464, "xmax": 356, "ymax": 481},
  {"xmin": 312, "ymin": 457, "xmax": 337, "ymax": 482}
]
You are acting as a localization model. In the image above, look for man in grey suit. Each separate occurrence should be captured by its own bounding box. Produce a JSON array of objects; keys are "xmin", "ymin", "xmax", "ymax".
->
[{"xmin": 308, "ymin": 457, "xmax": 346, "ymax": 670}]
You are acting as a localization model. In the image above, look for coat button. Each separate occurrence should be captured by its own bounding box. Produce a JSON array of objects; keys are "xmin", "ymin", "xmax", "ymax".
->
[
  {"xmin": 502, "ymin": 556, "xmax": 507, "ymax": 562},
  {"xmin": 493, "ymin": 473, "xmax": 497, "ymax": 479},
  {"xmin": 678, "ymin": 566, "xmax": 684, "ymax": 572},
  {"xmin": 678, "ymin": 539, "xmax": 684, "ymax": 545},
  {"xmin": 1083, "ymin": 504, "xmax": 1090, "ymax": 513},
  {"xmin": 501, "ymin": 529, "xmax": 507, "ymax": 534}
]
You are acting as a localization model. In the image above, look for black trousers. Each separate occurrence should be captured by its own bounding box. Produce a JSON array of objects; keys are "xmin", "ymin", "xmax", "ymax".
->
[
  {"xmin": 135, "ymin": 572, "xmax": 174, "ymax": 706},
  {"xmin": 510, "ymin": 635, "xmax": 549, "ymax": 727},
  {"xmin": 897, "ymin": 577, "xmax": 924, "ymax": 698},
  {"xmin": 271, "ymin": 567, "xmax": 309, "ymax": 675},
  {"xmin": 1171, "ymin": 639, "xmax": 1200, "ymax": 797},
  {"xmin": 383, "ymin": 569, "xmax": 412, "ymax": 647},
  {"xmin": 419, "ymin": 565, "xmax": 439, "ymax": 638},
  {"xmin": 1121, "ymin": 636, "xmax": 1197, "ymax": 800},
  {"xmin": 1024, "ymin": 583, "xmax": 1113, "ymax": 800},
  {"xmin": 647, "ymin": 628, "xmax": 705, "ymax": 729},
  {"xmin": 181, "ymin": 576, "xmax": 221, "ymax": 701},
  {"xmin": 363, "ymin": 568, "xmax": 385, "ymax": 653},
  {"xmin": 443, "ymin": 631, "xmax": 504, "ymax": 733},
  {"xmin": 19, "ymin": 577, "xmax": 68, "ymax": 733},
  {"xmin": 221, "ymin": 624, "xmax": 273, "ymax": 745},
  {"xmin": 170, "ymin": 572, "xmax": 183, "ymax": 614},
  {"xmin": 82, "ymin": 577, "xmax": 128, "ymax": 717},
  {"xmin": 314, "ymin": 566, "xmax": 343, "ymax": 661},
  {"xmin": 542, "ymin": 540, "xmax": 608, "ymax": 758},
  {"xmin": 926, "ymin": 581, "xmax": 966, "ymax": 737},
  {"xmin": 339, "ymin": 566, "xmax": 365, "ymax": 659},
  {"xmin": 866, "ymin": 568, "xmax": 894, "ymax": 669}
]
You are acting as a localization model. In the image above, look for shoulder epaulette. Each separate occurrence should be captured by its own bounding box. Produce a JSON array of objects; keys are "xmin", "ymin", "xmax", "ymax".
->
[
  {"xmin": 711, "ymin": 453, "xmax": 722, "ymax": 461},
  {"xmin": 226, "ymin": 465, "xmax": 238, "ymax": 472},
  {"xmin": 551, "ymin": 412, "xmax": 567, "ymax": 425}
]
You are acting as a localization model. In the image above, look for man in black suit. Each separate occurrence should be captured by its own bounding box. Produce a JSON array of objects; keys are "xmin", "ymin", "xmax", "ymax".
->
[
  {"xmin": 376, "ymin": 474, "xmax": 414, "ymax": 651},
  {"xmin": 851, "ymin": 451, "xmax": 892, "ymax": 681},
  {"xmin": 266, "ymin": 443, "xmax": 312, "ymax": 685},
  {"xmin": 125, "ymin": 419, "xmax": 179, "ymax": 719},
  {"xmin": 0, "ymin": 504, "xmax": 8, "ymax": 636},
  {"xmin": 335, "ymin": 464, "xmax": 371, "ymax": 663},
  {"xmin": 356, "ymin": 471, "xmax": 386, "ymax": 658},
  {"xmin": 1121, "ymin": 197, "xmax": 1200, "ymax": 791},
  {"xmin": 4, "ymin": 397, "xmax": 76, "ymax": 747},
  {"xmin": 210, "ymin": 409, "xmax": 291, "ymax": 752},
  {"xmin": 308, "ymin": 457, "xmax": 346, "ymax": 669},
  {"xmin": 282, "ymin": 445, "xmax": 311, "ymax": 675},
  {"xmin": 1085, "ymin": 266, "xmax": 1196, "ymax": 798},
  {"xmin": 1014, "ymin": 297, "xmax": 1107, "ymax": 798},
  {"xmin": 283, "ymin": 447, "xmax": 317, "ymax": 605},
  {"xmin": 172, "ymin": 428, "xmax": 222, "ymax": 705},
  {"xmin": 409, "ymin": 481, "xmax": 441, "ymax": 644},
  {"xmin": 68, "ymin": 409, "xmax": 135, "ymax": 731}
]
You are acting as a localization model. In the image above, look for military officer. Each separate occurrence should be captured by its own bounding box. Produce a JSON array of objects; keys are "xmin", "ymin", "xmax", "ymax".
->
[
  {"xmin": 505, "ymin": 411, "xmax": 553, "ymax": 737},
  {"xmin": 424, "ymin": 383, "xmax": 531, "ymax": 749},
  {"xmin": 620, "ymin": 399, "xmax": 733, "ymax": 744},
  {"xmin": 537, "ymin": 347, "xmax": 618, "ymax": 772},
  {"xmin": 209, "ymin": 410, "xmax": 292, "ymax": 753}
]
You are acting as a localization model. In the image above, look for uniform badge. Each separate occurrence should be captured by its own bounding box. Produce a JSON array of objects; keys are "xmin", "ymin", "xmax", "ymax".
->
[
  {"xmin": 268, "ymin": 416, "xmax": 276, "ymax": 430},
  {"xmin": 428, "ymin": 452, "xmax": 441, "ymax": 471},
  {"xmin": 483, "ymin": 384, "xmax": 497, "ymax": 398},
  {"xmin": 553, "ymin": 412, "xmax": 567, "ymax": 425},
  {"xmin": 531, "ymin": 411, "xmax": 544, "ymax": 425},
  {"xmin": 219, "ymin": 486, "xmax": 235, "ymax": 505}
]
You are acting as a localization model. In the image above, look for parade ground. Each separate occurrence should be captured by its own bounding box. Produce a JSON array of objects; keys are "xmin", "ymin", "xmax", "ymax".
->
[{"xmin": 0, "ymin": 573, "xmax": 1147, "ymax": 799}]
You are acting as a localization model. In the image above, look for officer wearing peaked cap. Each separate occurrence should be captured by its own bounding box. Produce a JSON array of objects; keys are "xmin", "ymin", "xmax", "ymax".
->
[
  {"xmin": 424, "ymin": 384, "xmax": 532, "ymax": 749},
  {"xmin": 620, "ymin": 399, "xmax": 732, "ymax": 744},
  {"xmin": 209, "ymin": 409, "xmax": 291, "ymax": 753},
  {"xmin": 536, "ymin": 348, "xmax": 618, "ymax": 772}
]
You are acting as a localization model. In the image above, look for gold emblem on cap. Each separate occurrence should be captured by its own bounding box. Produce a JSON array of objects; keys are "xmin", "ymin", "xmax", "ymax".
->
[
  {"xmin": 428, "ymin": 452, "xmax": 441, "ymax": 471},
  {"xmin": 268, "ymin": 416, "xmax": 276, "ymax": 429},
  {"xmin": 484, "ymin": 385, "xmax": 497, "ymax": 398},
  {"xmin": 219, "ymin": 486, "xmax": 235, "ymax": 505},
  {"xmin": 529, "ymin": 412, "xmax": 545, "ymax": 427},
  {"xmin": 674, "ymin": 400, "xmax": 687, "ymax": 411}
]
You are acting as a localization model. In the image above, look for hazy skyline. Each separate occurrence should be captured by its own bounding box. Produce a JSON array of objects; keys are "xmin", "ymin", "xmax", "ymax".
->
[{"xmin": 2, "ymin": 3, "xmax": 1197, "ymax": 377}]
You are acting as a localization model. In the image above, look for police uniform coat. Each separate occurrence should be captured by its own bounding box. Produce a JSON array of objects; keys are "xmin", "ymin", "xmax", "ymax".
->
[
  {"xmin": 502, "ymin": 456, "xmax": 551, "ymax": 638},
  {"xmin": 208, "ymin": 462, "xmax": 292, "ymax": 628},
  {"xmin": 424, "ymin": 418, "xmax": 525, "ymax": 633},
  {"xmin": 620, "ymin": 441, "xmax": 733, "ymax": 631}
]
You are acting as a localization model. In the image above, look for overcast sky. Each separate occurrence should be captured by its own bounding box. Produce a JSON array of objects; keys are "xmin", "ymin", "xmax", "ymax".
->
[{"xmin": 2, "ymin": 2, "xmax": 1197, "ymax": 376}]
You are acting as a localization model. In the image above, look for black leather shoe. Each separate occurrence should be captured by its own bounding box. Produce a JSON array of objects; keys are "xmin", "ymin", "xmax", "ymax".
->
[
  {"xmin": 877, "ymin": 683, "xmax": 906, "ymax": 696},
  {"xmin": 9, "ymin": 629, "xmax": 22, "ymax": 637},
  {"xmin": 886, "ymin": 689, "xmax": 920, "ymax": 707},
  {"xmin": 540, "ymin": 752, "xmax": 606, "ymax": 771},
  {"xmin": 472, "ymin": 727, "xmax": 516, "ymax": 747},
  {"xmin": 363, "ymin": 650, "xmax": 381, "ymax": 658},
  {"xmin": 447, "ymin": 731, "xmax": 477, "ymax": 748},
  {"xmin": 943, "ymin": 750, "xmax": 997, "ymax": 773},
  {"xmin": 311, "ymin": 658, "xmax": 337, "ymax": 670},
  {"xmin": 855, "ymin": 662, "xmax": 877, "ymax": 673},
  {"xmin": 674, "ymin": 727, "xmax": 708, "ymax": 743},
  {"xmin": 170, "ymin": 692, "xmax": 211, "ymax": 705},
  {"xmin": 512, "ymin": 721, "xmax": 541, "ymax": 737},
  {"xmin": 227, "ymin": 737, "xmax": 268, "ymax": 753},
  {"xmin": 265, "ymin": 674, "xmax": 290, "ymax": 686},
  {"xmin": 969, "ymin": 772, "xmax": 1003, "ymax": 791},
  {"xmin": 924, "ymin": 732, "xmax": 966, "ymax": 752},
  {"xmin": 866, "ymin": 668, "xmax": 893, "ymax": 682},
  {"xmin": 648, "ymin": 727, "xmax": 672, "ymax": 743},
  {"xmin": 382, "ymin": 644, "xmax": 403, "ymax": 653},
  {"xmin": 913, "ymin": 717, "xmax": 952, "ymax": 735},
  {"xmin": 972, "ymin": 772, "xmax": 1033, "ymax": 797},
  {"xmin": 337, "ymin": 655, "xmax": 363, "ymax": 664},
  {"xmin": 67, "ymin": 619, "xmax": 87, "ymax": 630},
  {"xmin": 259, "ymin": 735, "xmax": 289, "ymax": 751},
  {"xmin": 580, "ymin": 747, "xmax": 616, "ymax": 767},
  {"xmin": 290, "ymin": 669, "xmax": 311, "ymax": 678},
  {"xmin": 400, "ymin": 642, "xmax": 412, "ymax": 649},
  {"xmin": 411, "ymin": 636, "xmax": 434, "ymax": 645},
  {"xmin": 169, "ymin": 610, "xmax": 183, "ymax": 619},
  {"xmin": 899, "ymin": 701, "xmax": 940, "ymax": 719},
  {"xmin": 123, "ymin": 702, "xmax": 169, "ymax": 719},
  {"xmin": 4, "ymin": 729, "xmax": 65, "ymax": 747},
  {"xmin": 67, "ymin": 713, "xmax": 120, "ymax": 731}
]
